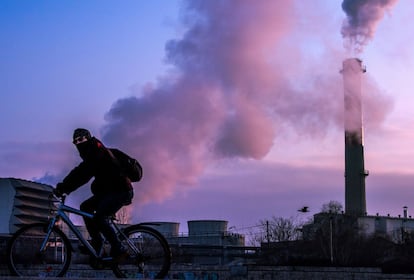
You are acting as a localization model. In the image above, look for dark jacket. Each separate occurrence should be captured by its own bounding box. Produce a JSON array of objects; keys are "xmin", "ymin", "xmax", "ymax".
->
[{"xmin": 60, "ymin": 137, "xmax": 132, "ymax": 195}]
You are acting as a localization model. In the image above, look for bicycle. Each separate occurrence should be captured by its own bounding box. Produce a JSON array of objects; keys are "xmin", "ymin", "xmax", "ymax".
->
[{"xmin": 6, "ymin": 193, "xmax": 172, "ymax": 278}]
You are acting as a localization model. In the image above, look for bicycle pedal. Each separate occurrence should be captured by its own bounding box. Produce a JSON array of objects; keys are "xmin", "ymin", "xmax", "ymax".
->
[
  {"xmin": 78, "ymin": 244, "xmax": 89, "ymax": 255},
  {"xmin": 113, "ymin": 252, "xmax": 129, "ymax": 263},
  {"xmin": 89, "ymin": 257, "xmax": 105, "ymax": 270},
  {"xmin": 101, "ymin": 256, "xmax": 113, "ymax": 262}
]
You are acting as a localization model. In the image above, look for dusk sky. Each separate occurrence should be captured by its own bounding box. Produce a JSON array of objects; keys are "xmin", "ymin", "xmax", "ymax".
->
[{"xmin": 1, "ymin": 0, "xmax": 413, "ymax": 236}]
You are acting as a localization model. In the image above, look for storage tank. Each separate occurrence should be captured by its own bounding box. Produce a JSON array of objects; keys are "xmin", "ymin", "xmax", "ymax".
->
[
  {"xmin": 145, "ymin": 222, "xmax": 180, "ymax": 237},
  {"xmin": 188, "ymin": 220, "xmax": 228, "ymax": 236}
]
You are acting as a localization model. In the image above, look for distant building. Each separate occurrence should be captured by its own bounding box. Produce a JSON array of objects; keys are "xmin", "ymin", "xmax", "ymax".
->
[
  {"xmin": 358, "ymin": 212, "xmax": 414, "ymax": 243},
  {"xmin": 303, "ymin": 211, "xmax": 414, "ymax": 244}
]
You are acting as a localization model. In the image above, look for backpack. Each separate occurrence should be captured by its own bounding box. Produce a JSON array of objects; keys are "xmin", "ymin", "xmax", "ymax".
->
[{"xmin": 109, "ymin": 148, "xmax": 143, "ymax": 182}]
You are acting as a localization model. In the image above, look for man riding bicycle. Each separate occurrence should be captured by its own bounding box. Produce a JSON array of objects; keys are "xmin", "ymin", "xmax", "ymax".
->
[{"xmin": 54, "ymin": 128, "xmax": 133, "ymax": 260}]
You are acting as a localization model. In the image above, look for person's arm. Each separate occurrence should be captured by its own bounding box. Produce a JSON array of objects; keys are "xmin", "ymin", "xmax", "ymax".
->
[{"xmin": 56, "ymin": 161, "xmax": 93, "ymax": 194}]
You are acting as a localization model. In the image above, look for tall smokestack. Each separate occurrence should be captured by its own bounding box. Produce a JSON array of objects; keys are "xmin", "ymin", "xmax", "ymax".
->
[{"xmin": 342, "ymin": 58, "xmax": 368, "ymax": 216}]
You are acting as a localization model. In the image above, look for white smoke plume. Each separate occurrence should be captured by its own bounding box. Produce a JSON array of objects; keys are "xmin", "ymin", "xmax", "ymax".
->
[
  {"xmin": 101, "ymin": 0, "xmax": 392, "ymax": 211},
  {"xmin": 341, "ymin": 0, "xmax": 399, "ymax": 54}
]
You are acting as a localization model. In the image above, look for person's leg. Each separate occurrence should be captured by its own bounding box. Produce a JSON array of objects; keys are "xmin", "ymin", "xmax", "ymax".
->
[
  {"xmin": 80, "ymin": 196, "xmax": 103, "ymax": 252},
  {"xmin": 93, "ymin": 191, "xmax": 132, "ymax": 257}
]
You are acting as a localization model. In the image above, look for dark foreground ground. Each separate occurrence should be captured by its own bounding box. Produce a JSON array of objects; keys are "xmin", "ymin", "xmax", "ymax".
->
[{"xmin": 2, "ymin": 264, "xmax": 414, "ymax": 279}]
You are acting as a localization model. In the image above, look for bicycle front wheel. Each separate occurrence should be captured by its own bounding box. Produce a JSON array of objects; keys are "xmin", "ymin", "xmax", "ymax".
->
[
  {"xmin": 113, "ymin": 225, "xmax": 171, "ymax": 279},
  {"xmin": 7, "ymin": 223, "xmax": 72, "ymax": 277}
]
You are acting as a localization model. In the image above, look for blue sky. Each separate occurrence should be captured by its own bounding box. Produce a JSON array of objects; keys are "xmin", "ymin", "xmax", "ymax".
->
[
  {"xmin": 1, "ymin": 0, "xmax": 414, "ymax": 236},
  {"xmin": 1, "ymin": 0, "xmax": 179, "ymax": 141}
]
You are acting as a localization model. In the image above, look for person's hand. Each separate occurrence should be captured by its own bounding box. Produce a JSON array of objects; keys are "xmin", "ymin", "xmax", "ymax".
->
[
  {"xmin": 53, "ymin": 183, "xmax": 65, "ymax": 197},
  {"xmin": 53, "ymin": 188, "xmax": 63, "ymax": 198}
]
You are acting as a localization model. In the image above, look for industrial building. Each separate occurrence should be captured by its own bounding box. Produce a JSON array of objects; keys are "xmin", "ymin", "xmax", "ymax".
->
[{"xmin": 0, "ymin": 177, "xmax": 53, "ymax": 234}]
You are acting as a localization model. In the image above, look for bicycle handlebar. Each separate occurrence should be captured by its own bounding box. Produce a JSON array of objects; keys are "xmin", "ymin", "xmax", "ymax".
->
[{"xmin": 49, "ymin": 191, "xmax": 66, "ymax": 204}]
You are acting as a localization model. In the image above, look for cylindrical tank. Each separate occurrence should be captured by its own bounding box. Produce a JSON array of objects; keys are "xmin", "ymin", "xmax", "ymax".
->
[
  {"xmin": 187, "ymin": 220, "xmax": 228, "ymax": 236},
  {"xmin": 145, "ymin": 222, "xmax": 180, "ymax": 237}
]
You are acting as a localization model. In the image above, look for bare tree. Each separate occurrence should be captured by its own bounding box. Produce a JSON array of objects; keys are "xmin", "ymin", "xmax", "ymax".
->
[
  {"xmin": 116, "ymin": 206, "xmax": 131, "ymax": 224},
  {"xmin": 248, "ymin": 227, "xmax": 265, "ymax": 247},
  {"xmin": 321, "ymin": 200, "xmax": 343, "ymax": 214},
  {"xmin": 257, "ymin": 216, "xmax": 302, "ymax": 243}
]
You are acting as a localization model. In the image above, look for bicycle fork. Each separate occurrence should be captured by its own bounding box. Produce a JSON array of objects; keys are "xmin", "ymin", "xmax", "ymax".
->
[{"xmin": 39, "ymin": 217, "xmax": 58, "ymax": 252}]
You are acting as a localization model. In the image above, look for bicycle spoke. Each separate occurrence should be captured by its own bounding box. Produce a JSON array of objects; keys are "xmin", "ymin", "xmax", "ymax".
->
[
  {"xmin": 7, "ymin": 223, "xmax": 71, "ymax": 277},
  {"xmin": 112, "ymin": 225, "xmax": 171, "ymax": 278}
]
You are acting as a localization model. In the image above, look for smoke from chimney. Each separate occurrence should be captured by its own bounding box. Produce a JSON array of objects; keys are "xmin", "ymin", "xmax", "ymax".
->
[
  {"xmin": 98, "ymin": 1, "xmax": 393, "ymax": 212},
  {"xmin": 102, "ymin": 1, "xmax": 295, "ymax": 206},
  {"xmin": 341, "ymin": 0, "xmax": 399, "ymax": 54}
]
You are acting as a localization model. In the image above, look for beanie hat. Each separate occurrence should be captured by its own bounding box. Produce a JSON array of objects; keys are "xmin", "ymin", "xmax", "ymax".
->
[{"xmin": 73, "ymin": 128, "xmax": 92, "ymax": 141}]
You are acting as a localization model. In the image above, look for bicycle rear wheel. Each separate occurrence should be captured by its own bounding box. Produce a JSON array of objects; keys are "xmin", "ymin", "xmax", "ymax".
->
[
  {"xmin": 113, "ymin": 225, "xmax": 171, "ymax": 278},
  {"xmin": 7, "ymin": 223, "xmax": 72, "ymax": 277}
]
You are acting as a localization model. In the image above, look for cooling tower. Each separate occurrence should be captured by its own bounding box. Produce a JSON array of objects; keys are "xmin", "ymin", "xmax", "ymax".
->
[{"xmin": 342, "ymin": 58, "xmax": 368, "ymax": 216}]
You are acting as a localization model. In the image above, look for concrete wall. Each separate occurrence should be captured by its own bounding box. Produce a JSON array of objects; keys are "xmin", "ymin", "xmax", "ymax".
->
[{"xmin": 0, "ymin": 233, "xmax": 413, "ymax": 279}]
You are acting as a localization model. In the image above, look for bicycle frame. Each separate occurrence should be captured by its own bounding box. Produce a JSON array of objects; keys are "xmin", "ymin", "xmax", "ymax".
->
[
  {"xmin": 43, "ymin": 196, "xmax": 140, "ymax": 260},
  {"xmin": 42, "ymin": 198, "xmax": 101, "ymax": 257}
]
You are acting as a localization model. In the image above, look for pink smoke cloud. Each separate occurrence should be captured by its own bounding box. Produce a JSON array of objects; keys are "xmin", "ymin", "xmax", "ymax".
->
[{"xmin": 101, "ymin": 0, "xmax": 393, "ymax": 211}]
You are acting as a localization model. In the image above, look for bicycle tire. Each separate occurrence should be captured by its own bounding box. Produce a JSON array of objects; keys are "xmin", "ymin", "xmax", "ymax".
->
[
  {"xmin": 112, "ymin": 224, "xmax": 172, "ymax": 278},
  {"xmin": 7, "ymin": 223, "xmax": 72, "ymax": 277}
]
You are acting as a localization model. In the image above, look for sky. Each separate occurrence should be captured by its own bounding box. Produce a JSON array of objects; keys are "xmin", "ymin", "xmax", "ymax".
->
[{"xmin": 1, "ymin": 0, "xmax": 414, "ymax": 237}]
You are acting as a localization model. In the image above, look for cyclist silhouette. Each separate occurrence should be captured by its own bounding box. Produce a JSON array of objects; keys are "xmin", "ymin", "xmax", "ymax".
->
[{"xmin": 54, "ymin": 128, "xmax": 133, "ymax": 260}]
